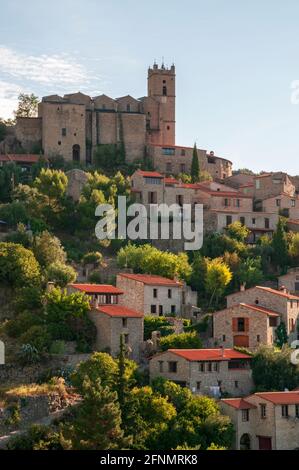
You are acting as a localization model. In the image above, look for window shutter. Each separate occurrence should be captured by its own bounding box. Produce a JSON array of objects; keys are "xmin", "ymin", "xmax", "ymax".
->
[{"xmin": 232, "ymin": 318, "xmax": 238, "ymax": 332}]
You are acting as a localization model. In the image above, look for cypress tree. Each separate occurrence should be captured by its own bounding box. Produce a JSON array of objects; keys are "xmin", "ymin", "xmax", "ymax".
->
[{"xmin": 191, "ymin": 143, "xmax": 200, "ymax": 182}]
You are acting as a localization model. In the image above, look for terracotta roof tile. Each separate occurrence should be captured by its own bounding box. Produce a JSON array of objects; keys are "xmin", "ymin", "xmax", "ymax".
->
[
  {"xmin": 69, "ymin": 284, "xmax": 124, "ymax": 294},
  {"xmin": 96, "ymin": 305, "xmax": 143, "ymax": 318},
  {"xmin": 221, "ymin": 398, "xmax": 256, "ymax": 409},
  {"xmin": 252, "ymin": 391, "xmax": 299, "ymax": 405},
  {"xmin": 117, "ymin": 273, "xmax": 183, "ymax": 287},
  {"xmin": 164, "ymin": 348, "xmax": 252, "ymax": 361}
]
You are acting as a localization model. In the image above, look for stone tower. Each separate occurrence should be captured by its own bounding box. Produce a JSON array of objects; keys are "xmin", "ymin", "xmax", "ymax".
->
[{"xmin": 144, "ymin": 62, "xmax": 176, "ymax": 146}]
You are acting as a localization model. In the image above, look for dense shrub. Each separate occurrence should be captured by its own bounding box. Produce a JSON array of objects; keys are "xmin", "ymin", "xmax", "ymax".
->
[{"xmin": 159, "ymin": 331, "xmax": 202, "ymax": 351}]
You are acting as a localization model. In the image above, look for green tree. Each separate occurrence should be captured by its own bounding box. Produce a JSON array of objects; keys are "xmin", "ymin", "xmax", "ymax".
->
[
  {"xmin": 33, "ymin": 231, "xmax": 67, "ymax": 267},
  {"xmin": 271, "ymin": 218, "xmax": 289, "ymax": 272},
  {"xmin": 0, "ymin": 118, "xmax": 7, "ymax": 141},
  {"xmin": 235, "ymin": 257, "xmax": 264, "ymax": 289},
  {"xmin": 191, "ymin": 143, "xmax": 199, "ymax": 183},
  {"xmin": 159, "ymin": 331, "xmax": 202, "ymax": 351},
  {"xmin": 45, "ymin": 261, "xmax": 77, "ymax": 287},
  {"xmin": 251, "ymin": 346, "xmax": 299, "ymax": 391},
  {"xmin": 205, "ymin": 258, "xmax": 232, "ymax": 307},
  {"xmin": 275, "ymin": 322, "xmax": 288, "ymax": 348},
  {"xmin": 62, "ymin": 377, "xmax": 131, "ymax": 450},
  {"xmin": 14, "ymin": 93, "xmax": 39, "ymax": 118},
  {"xmin": 34, "ymin": 168, "xmax": 68, "ymax": 204},
  {"xmin": 71, "ymin": 352, "xmax": 119, "ymax": 393},
  {"xmin": 226, "ymin": 221, "xmax": 250, "ymax": 242},
  {"xmin": 82, "ymin": 251, "xmax": 103, "ymax": 267},
  {"xmin": 0, "ymin": 242, "xmax": 40, "ymax": 288}
]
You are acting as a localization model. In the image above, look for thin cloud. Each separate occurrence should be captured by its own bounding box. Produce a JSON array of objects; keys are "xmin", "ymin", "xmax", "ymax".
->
[
  {"xmin": 0, "ymin": 46, "xmax": 97, "ymax": 86},
  {"xmin": 0, "ymin": 81, "xmax": 25, "ymax": 119}
]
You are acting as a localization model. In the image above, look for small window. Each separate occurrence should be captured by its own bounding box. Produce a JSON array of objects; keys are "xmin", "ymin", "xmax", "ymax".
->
[
  {"xmin": 180, "ymin": 163, "xmax": 186, "ymax": 172},
  {"xmin": 222, "ymin": 334, "xmax": 226, "ymax": 342},
  {"xmin": 224, "ymin": 198, "xmax": 230, "ymax": 207},
  {"xmin": 213, "ymin": 362, "xmax": 219, "ymax": 372},
  {"xmin": 236, "ymin": 199, "xmax": 241, "ymax": 208},
  {"xmin": 62, "ymin": 128, "xmax": 66, "ymax": 136},
  {"xmin": 242, "ymin": 409, "xmax": 249, "ymax": 422},
  {"xmin": 217, "ymin": 380, "xmax": 222, "ymax": 387},
  {"xmin": 166, "ymin": 162, "xmax": 172, "ymax": 172},
  {"xmin": 260, "ymin": 404, "xmax": 266, "ymax": 419},
  {"xmin": 265, "ymin": 218, "xmax": 270, "ymax": 229},
  {"xmin": 237, "ymin": 318, "xmax": 245, "ymax": 332},
  {"xmin": 291, "ymin": 199, "xmax": 296, "ymax": 207},
  {"xmin": 159, "ymin": 361, "xmax": 164, "ymax": 373},
  {"xmin": 122, "ymin": 318, "xmax": 127, "ymax": 328},
  {"xmin": 252, "ymin": 218, "xmax": 256, "ymax": 225},
  {"xmin": 126, "ymin": 104, "xmax": 131, "ymax": 112},
  {"xmin": 269, "ymin": 317, "xmax": 277, "ymax": 327},
  {"xmin": 168, "ymin": 361, "xmax": 177, "ymax": 373},
  {"xmin": 171, "ymin": 305, "xmax": 176, "ymax": 314},
  {"xmin": 167, "ymin": 125, "xmax": 170, "ymax": 130},
  {"xmin": 257, "ymin": 335, "xmax": 260, "ymax": 342},
  {"xmin": 151, "ymin": 305, "xmax": 157, "ymax": 314},
  {"xmin": 163, "ymin": 86, "xmax": 167, "ymax": 96},
  {"xmin": 240, "ymin": 216, "xmax": 245, "ymax": 225},
  {"xmin": 124, "ymin": 334, "xmax": 129, "ymax": 344},
  {"xmin": 226, "ymin": 215, "xmax": 232, "ymax": 226},
  {"xmin": 296, "ymin": 404, "xmax": 299, "ymax": 418},
  {"xmin": 153, "ymin": 289, "xmax": 157, "ymax": 298},
  {"xmin": 168, "ymin": 289, "xmax": 172, "ymax": 299},
  {"xmin": 196, "ymin": 381, "xmax": 201, "ymax": 390},
  {"xmin": 281, "ymin": 405, "xmax": 289, "ymax": 418},
  {"xmin": 199, "ymin": 362, "xmax": 205, "ymax": 372},
  {"xmin": 234, "ymin": 380, "xmax": 239, "ymax": 388},
  {"xmin": 58, "ymin": 141, "xmax": 61, "ymax": 146},
  {"xmin": 181, "ymin": 149, "xmax": 186, "ymax": 157},
  {"xmin": 255, "ymin": 299, "xmax": 259, "ymax": 305},
  {"xmin": 276, "ymin": 199, "xmax": 281, "ymax": 207},
  {"xmin": 207, "ymin": 362, "xmax": 212, "ymax": 372}
]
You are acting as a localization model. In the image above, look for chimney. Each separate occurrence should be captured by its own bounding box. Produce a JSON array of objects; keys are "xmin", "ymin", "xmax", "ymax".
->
[{"xmin": 279, "ymin": 285, "xmax": 288, "ymax": 294}]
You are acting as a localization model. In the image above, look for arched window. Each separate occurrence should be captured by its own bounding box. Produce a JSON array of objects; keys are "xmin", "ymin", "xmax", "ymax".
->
[
  {"xmin": 73, "ymin": 144, "xmax": 80, "ymax": 162},
  {"xmin": 163, "ymin": 86, "xmax": 167, "ymax": 96},
  {"xmin": 240, "ymin": 433, "xmax": 251, "ymax": 450}
]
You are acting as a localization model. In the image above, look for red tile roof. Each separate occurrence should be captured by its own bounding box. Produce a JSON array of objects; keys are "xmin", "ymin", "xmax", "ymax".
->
[
  {"xmin": 165, "ymin": 348, "xmax": 252, "ymax": 362},
  {"xmin": 239, "ymin": 303, "xmax": 280, "ymax": 317},
  {"xmin": 221, "ymin": 398, "xmax": 256, "ymax": 410},
  {"xmin": 117, "ymin": 273, "xmax": 183, "ymax": 287},
  {"xmin": 137, "ymin": 170, "xmax": 164, "ymax": 178},
  {"xmin": 252, "ymin": 391, "xmax": 299, "ymax": 405},
  {"xmin": 96, "ymin": 305, "xmax": 143, "ymax": 318},
  {"xmin": 196, "ymin": 185, "xmax": 252, "ymax": 198},
  {"xmin": 256, "ymin": 286, "xmax": 299, "ymax": 300},
  {"xmin": 0, "ymin": 154, "xmax": 41, "ymax": 163},
  {"xmin": 69, "ymin": 283, "xmax": 124, "ymax": 294}
]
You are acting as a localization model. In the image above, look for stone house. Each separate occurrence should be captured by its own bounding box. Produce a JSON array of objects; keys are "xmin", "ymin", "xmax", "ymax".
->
[
  {"xmin": 67, "ymin": 283, "xmax": 124, "ymax": 305},
  {"xmin": 261, "ymin": 193, "xmax": 299, "ymax": 219},
  {"xmin": 221, "ymin": 391, "xmax": 299, "ymax": 450},
  {"xmin": 278, "ymin": 268, "xmax": 299, "ymax": 294},
  {"xmin": 226, "ymin": 285, "xmax": 299, "ymax": 343},
  {"xmin": 149, "ymin": 348, "xmax": 253, "ymax": 397},
  {"xmin": 116, "ymin": 273, "xmax": 197, "ymax": 318},
  {"xmin": 242, "ymin": 172, "xmax": 296, "ymax": 201},
  {"xmin": 213, "ymin": 285, "xmax": 299, "ymax": 349},
  {"xmin": 213, "ymin": 302, "xmax": 280, "ymax": 349},
  {"xmin": 203, "ymin": 209, "xmax": 279, "ymax": 242},
  {"xmin": 89, "ymin": 303, "xmax": 143, "ymax": 362}
]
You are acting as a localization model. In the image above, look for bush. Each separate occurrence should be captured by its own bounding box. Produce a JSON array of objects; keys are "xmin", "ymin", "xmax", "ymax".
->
[
  {"xmin": 144, "ymin": 316, "xmax": 173, "ymax": 340},
  {"xmin": 159, "ymin": 331, "xmax": 202, "ymax": 351},
  {"xmin": 20, "ymin": 325, "xmax": 51, "ymax": 352},
  {"xmin": 49, "ymin": 340, "xmax": 66, "ymax": 355},
  {"xmin": 46, "ymin": 261, "xmax": 77, "ymax": 287},
  {"xmin": 17, "ymin": 344, "xmax": 40, "ymax": 365},
  {"xmin": 5, "ymin": 311, "xmax": 42, "ymax": 338},
  {"xmin": 88, "ymin": 271, "xmax": 102, "ymax": 283}
]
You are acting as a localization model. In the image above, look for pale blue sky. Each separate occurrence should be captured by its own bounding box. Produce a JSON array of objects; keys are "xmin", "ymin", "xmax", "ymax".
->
[{"xmin": 1, "ymin": 0, "xmax": 299, "ymax": 173}]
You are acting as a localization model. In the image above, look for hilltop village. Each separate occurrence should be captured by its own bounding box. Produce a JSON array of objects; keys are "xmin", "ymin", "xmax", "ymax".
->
[{"xmin": 0, "ymin": 64, "xmax": 299, "ymax": 451}]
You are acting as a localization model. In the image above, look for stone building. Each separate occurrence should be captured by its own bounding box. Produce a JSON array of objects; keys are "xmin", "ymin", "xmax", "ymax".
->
[
  {"xmin": 261, "ymin": 192, "xmax": 299, "ymax": 219},
  {"xmin": 89, "ymin": 303, "xmax": 143, "ymax": 362},
  {"xmin": 213, "ymin": 302, "xmax": 280, "ymax": 349},
  {"xmin": 213, "ymin": 285, "xmax": 299, "ymax": 349},
  {"xmin": 116, "ymin": 273, "xmax": 197, "ymax": 318},
  {"xmin": 149, "ymin": 348, "xmax": 253, "ymax": 397},
  {"xmin": 278, "ymin": 268, "xmax": 299, "ymax": 294},
  {"xmin": 221, "ymin": 391, "xmax": 299, "ymax": 450},
  {"xmin": 10, "ymin": 64, "xmax": 233, "ymax": 178},
  {"xmin": 67, "ymin": 283, "xmax": 143, "ymax": 361}
]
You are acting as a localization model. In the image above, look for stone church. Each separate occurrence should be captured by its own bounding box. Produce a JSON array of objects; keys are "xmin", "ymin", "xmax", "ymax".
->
[{"xmin": 11, "ymin": 63, "xmax": 233, "ymax": 179}]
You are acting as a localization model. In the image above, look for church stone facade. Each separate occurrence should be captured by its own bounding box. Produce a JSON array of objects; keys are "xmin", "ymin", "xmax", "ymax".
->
[{"xmin": 13, "ymin": 63, "xmax": 232, "ymax": 179}]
